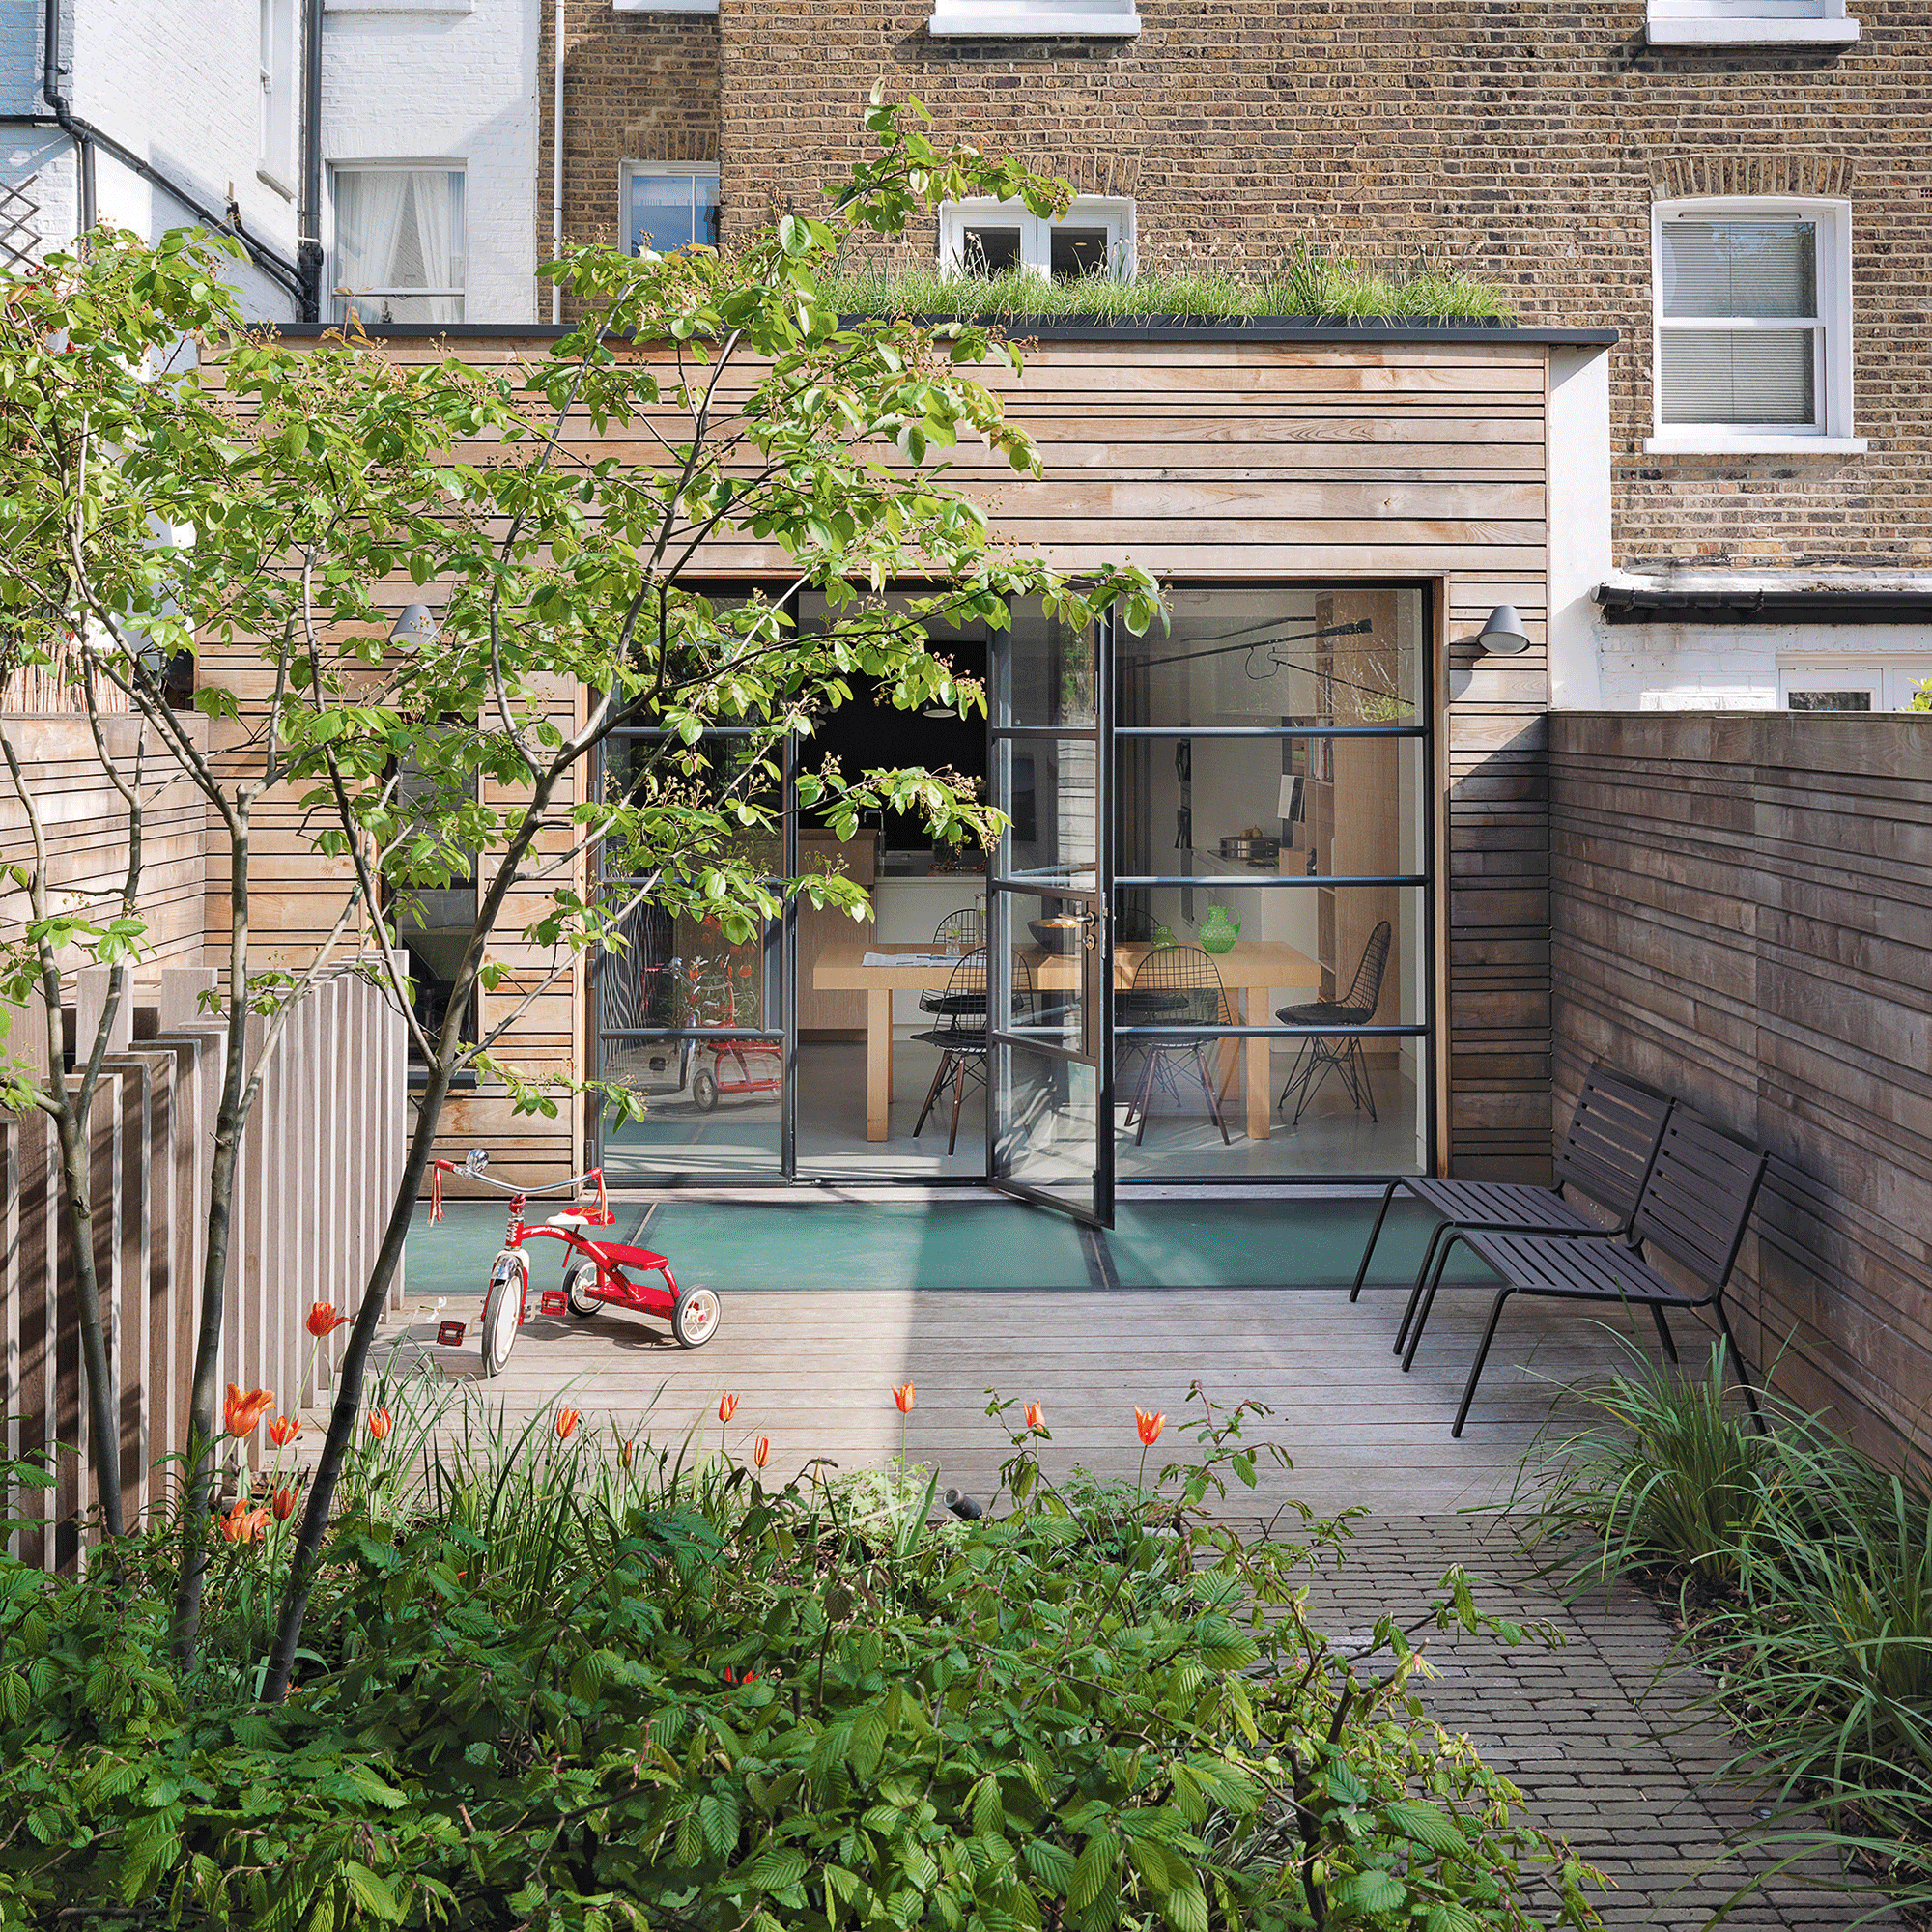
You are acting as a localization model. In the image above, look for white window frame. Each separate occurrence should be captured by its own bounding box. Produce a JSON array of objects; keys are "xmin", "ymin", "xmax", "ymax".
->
[
  {"xmin": 622, "ymin": 162, "xmax": 722, "ymax": 257},
  {"xmin": 927, "ymin": 0, "xmax": 1139, "ymax": 36},
  {"xmin": 328, "ymin": 163, "xmax": 468, "ymax": 324},
  {"xmin": 613, "ymin": 0, "xmax": 718, "ymax": 13},
  {"xmin": 257, "ymin": 0, "xmax": 296, "ymax": 191},
  {"xmin": 1779, "ymin": 661, "xmax": 1932, "ymax": 711},
  {"xmin": 938, "ymin": 195, "xmax": 1137, "ymax": 283},
  {"xmin": 1645, "ymin": 0, "xmax": 1859, "ymax": 46},
  {"xmin": 1647, "ymin": 197, "xmax": 1864, "ymax": 456}
]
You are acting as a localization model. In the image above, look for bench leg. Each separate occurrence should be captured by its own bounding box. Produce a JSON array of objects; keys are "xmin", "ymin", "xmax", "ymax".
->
[
  {"xmin": 1350, "ymin": 1179, "xmax": 1401, "ymax": 1302},
  {"xmin": 1394, "ymin": 1220, "xmax": 1455, "ymax": 1352},
  {"xmin": 1714, "ymin": 1306, "xmax": 1766, "ymax": 1434},
  {"xmin": 1452, "ymin": 1288, "xmax": 1515, "ymax": 1437},
  {"xmin": 1649, "ymin": 1303, "xmax": 1678, "ymax": 1364},
  {"xmin": 1401, "ymin": 1229, "xmax": 1471, "ymax": 1373}
]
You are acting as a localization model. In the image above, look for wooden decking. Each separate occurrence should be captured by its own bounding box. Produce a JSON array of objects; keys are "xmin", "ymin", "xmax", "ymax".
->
[{"xmin": 367, "ymin": 1283, "xmax": 1673, "ymax": 1517}]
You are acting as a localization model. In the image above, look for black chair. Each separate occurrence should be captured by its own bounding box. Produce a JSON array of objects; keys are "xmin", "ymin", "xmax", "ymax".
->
[
  {"xmin": 1275, "ymin": 921, "xmax": 1392, "ymax": 1125},
  {"xmin": 1351, "ymin": 1065, "xmax": 1675, "ymax": 1357},
  {"xmin": 1402, "ymin": 1109, "xmax": 1771, "ymax": 1436},
  {"xmin": 911, "ymin": 948, "xmax": 1033, "ymax": 1154},
  {"xmin": 920, "ymin": 906, "xmax": 986, "ymax": 1017},
  {"xmin": 1117, "ymin": 945, "xmax": 1231, "ymax": 1147}
]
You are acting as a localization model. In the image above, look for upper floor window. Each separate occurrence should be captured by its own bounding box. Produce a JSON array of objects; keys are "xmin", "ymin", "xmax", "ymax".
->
[
  {"xmin": 939, "ymin": 196, "xmax": 1135, "ymax": 283},
  {"xmin": 257, "ymin": 0, "xmax": 295, "ymax": 185},
  {"xmin": 627, "ymin": 166, "xmax": 720, "ymax": 256},
  {"xmin": 927, "ymin": 0, "xmax": 1139, "ymax": 34},
  {"xmin": 1645, "ymin": 0, "xmax": 1859, "ymax": 46},
  {"xmin": 1649, "ymin": 199, "xmax": 1862, "ymax": 455},
  {"xmin": 331, "ymin": 167, "xmax": 466, "ymax": 325}
]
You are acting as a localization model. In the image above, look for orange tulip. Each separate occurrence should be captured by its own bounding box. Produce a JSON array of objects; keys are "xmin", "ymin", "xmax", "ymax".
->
[
  {"xmin": 753, "ymin": 1435, "xmax": 770, "ymax": 1470},
  {"xmin": 216, "ymin": 1496, "xmax": 270, "ymax": 1545},
  {"xmin": 272, "ymin": 1487, "xmax": 298, "ymax": 1522},
  {"xmin": 1135, "ymin": 1406, "xmax": 1165, "ymax": 1448},
  {"xmin": 892, "ymin": 1383, "xmax": 915, "ymax": 1414},
  {"xmin": 554, "ymin": 1406, "xmax": 581, "ymax": 1441},
  {"xmin": 367, "ymin": 1406, "xmax": 393, "ymax": 1441},
  {"xmin": 619, "ymin": 1437, "xmax": 635, "ymax": 1469},
  {"xmin": 305, "ymin": 1301, "xmax": 350, "ymax": 1338},
  {"xmin": 1024, "ymin": 1402, "xmax": 1045, "ymax": 1434},
  {"xmin": 718, "ymin": 1392, "xmax": 738, "ymax": 1425},
  {"xmin": 223, "ymin": 1383, "xmax": 275, "ymax": 1438},
  {"xmin": 267, "ymin": 1414, "xmax": 300, "ymax": 1448}
]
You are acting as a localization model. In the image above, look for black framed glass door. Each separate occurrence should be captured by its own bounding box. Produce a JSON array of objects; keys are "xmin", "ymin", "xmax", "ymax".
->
[{"xmin": 986, "ymin": 606, "xmax": 1115, "ymax": 1226}]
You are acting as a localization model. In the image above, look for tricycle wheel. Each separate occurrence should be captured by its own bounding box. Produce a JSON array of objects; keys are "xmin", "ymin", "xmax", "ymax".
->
[
  {"xmin": 480, "ymin": 1254, "xmax": 527, "ymax": 1378},
  {"xmin": 563, "ymin": 1258, "xmax": 603, "ymax": 1320},
  {"xmin": 671, "ymin": 1285, "xmax": 721, "ymax": 1349},
  {"xmin": 692, "ymin": 1066, "xmax": 720, "ymax": 1112}
]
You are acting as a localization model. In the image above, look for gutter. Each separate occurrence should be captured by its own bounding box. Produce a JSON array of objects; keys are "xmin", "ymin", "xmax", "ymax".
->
[
  {"xmin": 298, "ymin": 0, "xmax": 323, "ymax": 321},
  {"xmin": 41, "ymin": 0, "xmax": 307, "ymax": 310},
  {"xmin": 1595, "ymin": 571, "xmax": 1932, "ymax": 628}
]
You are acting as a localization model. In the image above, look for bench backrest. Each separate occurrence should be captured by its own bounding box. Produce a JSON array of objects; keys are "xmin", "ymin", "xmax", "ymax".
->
[
  {"xmin": 1633, "ymin": 1110, "xmax": 1771, "ymax": 1290},
  {"xmin": 1553, "ymin": 1065, "xmax": 1675, "ymax": 1228}
]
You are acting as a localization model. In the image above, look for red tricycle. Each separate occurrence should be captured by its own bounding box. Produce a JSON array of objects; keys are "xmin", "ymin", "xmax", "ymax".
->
[
  {"xmin": 428, "ymin": 1150, "xmax": 721, "ymax": 1377},
  {"xmin": 680, "ymin": 952, "xmax": 781, "ymax": 1111}
]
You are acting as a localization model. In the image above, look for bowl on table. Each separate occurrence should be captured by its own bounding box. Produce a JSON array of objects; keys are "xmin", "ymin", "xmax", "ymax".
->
[{"xmin": 1028, "ymin": 917, "xmax": 1084, "ymax": 954}]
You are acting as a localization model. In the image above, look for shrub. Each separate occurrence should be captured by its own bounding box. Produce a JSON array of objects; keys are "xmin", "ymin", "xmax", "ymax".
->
[{"xmin": 0, "ymin": 1387, "xmax": 1603, "ymax": 1928}]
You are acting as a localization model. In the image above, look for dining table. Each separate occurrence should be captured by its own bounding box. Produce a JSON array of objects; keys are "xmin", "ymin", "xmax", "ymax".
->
[{"xmin": 810, "ymin": 938, "xmax": 1323, "ymax": 1143}]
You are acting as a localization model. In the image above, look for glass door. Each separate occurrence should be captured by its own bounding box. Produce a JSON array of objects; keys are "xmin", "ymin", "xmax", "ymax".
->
[{"xmin": 986, "ymin": 606, "xmax": 1114, "ymax": 1226}]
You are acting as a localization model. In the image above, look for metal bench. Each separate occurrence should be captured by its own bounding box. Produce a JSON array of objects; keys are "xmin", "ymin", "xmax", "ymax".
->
[
  {"xmin": 1400, "ymin": 1108, "xmax": 1771, "ymax": 1436},
  {"xmin": 1350, "ymin": 1065, "xmax": 1675, "ymax": 1356}
]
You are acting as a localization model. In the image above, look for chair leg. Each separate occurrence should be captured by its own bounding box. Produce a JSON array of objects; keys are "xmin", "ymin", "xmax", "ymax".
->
[
  {"xmin": 947, "ymin": 1057, "xmax": 968, "ymax": 1155},
  {"xmin": 913, "ymin": 1052, "xmax": 952, "ymax": 1138},
  {"xmin": 1714, "ymin": 1305, "xmax": 1766, "ymax": 1434},
  {"xmin": 1350, "ymin": 1037, "xmax": 1378, "ymax": 1122},
  {"xmin": 1452, "ymin": 1288, "xmax": 1516, "ymax": 1437},
  {"xmin": 1393, "ymin": 1221, "xmax": 1454, "ymax": 1352},
  {"xmin": 1401, "ymin": 1230, "xmax": 1470, "ymax": 1373},
  {"xmin": 1350, "ymin": 1180, "xmax": 1401, "ymax": 1301},
  {"xmin": 1131, "ymin": 1049, "xmax": 1158, "ymax": 1145},
  {"xmin": 1193, "ymin": 1046, "xmax": 1231, "ymax": 1146},
  {"xmin": 1649, "ymin": 1303, "xmax": 1679, "ymax": 1364},
  {"xmin": 1276, "ymin": 1038, "xmax": 1315, "ymax": 1116}
]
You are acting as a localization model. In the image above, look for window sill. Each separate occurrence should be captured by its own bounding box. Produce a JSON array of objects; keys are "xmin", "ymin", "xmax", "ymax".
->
[
  {"xmin": 613, "ymin": 0, "xmax": 719, "ymax": 11},
  {"xmin": 1644, "ymin": 433, "xmax": 1868, "ymax": 456},
  {"xmin": 927, "ymin": 4, "xmax": 1141, "ymax": 34},
  {"xmin": 324, "ymin": 0, "xmax": 474, "ymax": 13},
  {"xmin": 256, "ymin": 166, "xmax": 296, "ymax": 203},
  {"xmin": 1644, "ymin": 16, "xmax": 1860, "ymax": 45}
]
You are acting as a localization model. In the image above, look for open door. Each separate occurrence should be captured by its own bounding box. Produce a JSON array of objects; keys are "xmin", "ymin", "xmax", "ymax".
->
[{"xmin": 986, "ymin": 606, "xmax": 1114, "ymax": 1227}]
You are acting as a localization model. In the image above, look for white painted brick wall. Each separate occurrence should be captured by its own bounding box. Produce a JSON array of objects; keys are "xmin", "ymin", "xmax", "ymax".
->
[
  {"xmin": 320, "ymin": 0, "xmax": 538, "ymax": 324},
  {"xmin": 1601, "ymin": 620, "xmax": 1932, "ymax": 711}
]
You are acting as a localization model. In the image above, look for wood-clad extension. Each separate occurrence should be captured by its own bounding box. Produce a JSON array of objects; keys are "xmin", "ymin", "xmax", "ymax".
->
[
  {"xmin": 263, "ymin": 325, "xmax": 1578, "ymax": 1182},
  {"xmin": 1549, "ymin": 712, "xmax": 1932, "ymax": 1458}
]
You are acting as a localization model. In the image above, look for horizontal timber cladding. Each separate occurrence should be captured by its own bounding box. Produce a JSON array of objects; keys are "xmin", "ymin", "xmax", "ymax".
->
[
  {"xmin": 261, "ymin": 331, "xmax": 1554, "ymax": 1185},
  {"xmin": 1549, "ymin": 713, "xmax": 1932, "ymax": 1460}
]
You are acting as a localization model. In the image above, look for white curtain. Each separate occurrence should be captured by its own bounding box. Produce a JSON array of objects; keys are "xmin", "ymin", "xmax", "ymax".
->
[{"xmin": 334, "ymin": 170, "xmax": 463, "ymax": 324}]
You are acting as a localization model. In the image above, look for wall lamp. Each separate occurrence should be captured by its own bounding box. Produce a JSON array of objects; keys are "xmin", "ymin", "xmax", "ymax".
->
[
  {"xmin": 1473, "ymin": 605, "xmax": 1530, "ymax": 656},
  {"xmin": 390, "ymin": 603, "xmax": 439, "ymax": 647}
]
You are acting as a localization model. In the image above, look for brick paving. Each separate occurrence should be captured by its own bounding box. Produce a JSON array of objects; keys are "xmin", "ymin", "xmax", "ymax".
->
[{"xmin": 1289, "ymin": 1516, "xmax": 1908, "ymax": 1931}]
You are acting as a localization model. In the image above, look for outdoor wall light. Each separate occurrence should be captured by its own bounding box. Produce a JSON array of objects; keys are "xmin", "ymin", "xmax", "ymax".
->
[
  {"xmin": 390, "ymin": 603, "xmax": 439, "ymax": 647},
  {"xmin": 1474, "ymin": 605, "xmax": 1531, "ymax": 655}
]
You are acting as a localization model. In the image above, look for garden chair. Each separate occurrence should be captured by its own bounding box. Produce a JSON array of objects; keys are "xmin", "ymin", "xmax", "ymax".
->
[
  {"xmin": 1118, "ymin": 944, "xmax": 1231, "ymax": 1146},
  {"xmin": 1402, "ymin": 1108, "xmax": 1771, "ymax": 1436},
  {"xmin": 1275, "ymin": 921, "xmax": 1392, "ymax": 1125},
  {"xmin": 1350, "ymin": 1064, "xmax": 1675, "ymax": 1356}
]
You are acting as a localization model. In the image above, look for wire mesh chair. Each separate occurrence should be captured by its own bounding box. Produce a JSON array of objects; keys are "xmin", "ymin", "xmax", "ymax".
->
[
  {"xmin": 1275, "ymin": 920, "xmax": 1392, "ymax": 1126},
  {"xmin": 1117, "ymin": 945, "xmax": 1231, "ymax": 1146},
  {"xmin": 911, "ymin": 948, "xmax": 988, "ymax": 1155},
  {"xmin": 920, "ymin": 905, "xmax": 987, "ymax": 1015}
]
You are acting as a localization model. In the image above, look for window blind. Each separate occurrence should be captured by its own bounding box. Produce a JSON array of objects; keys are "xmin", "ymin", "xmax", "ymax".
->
[
  {"xmin": 1660, "ymin": 219, "xmax": 1819, "ymax": 424},
  {"xmin": 1662, "ymin": 220, "xmax": 1816, "ymax": 318}
]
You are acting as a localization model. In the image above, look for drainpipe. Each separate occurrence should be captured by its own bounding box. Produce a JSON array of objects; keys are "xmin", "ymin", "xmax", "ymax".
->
[
  {"xmin": 298, "ymin": 0, "xmax": 324, "ymax": 320},
  {"xmin": 41, "ymin": 0, "xmax": 307, "ymax": 308},
  {"xmin": 551, "ymin": 0, "xmax": 564, "ymax": 325}
]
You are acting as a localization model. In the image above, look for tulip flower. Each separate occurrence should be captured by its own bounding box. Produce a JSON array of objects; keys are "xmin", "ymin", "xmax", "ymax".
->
[
  {"xmin": 1024, "ymin": 1402, "xmax": 1045, "ymax": 1435},
  {"xmin": 718, "ymin": 1391, "xmax": 738, "ymax": 1423},
  {"xmin": 554, "ymin": 1406, "xmax": 581, "ymax": 1441},
  {"xmin": 267, "ymin": 1415, "xmax": 300, "ymax": 1448},
  {"xmin": 892, "ymin": 1381, "xmax": 915, "ymax": 1464},
  {"xmin": 367, "ymin": 1406, "xmax": 393, "ymax": 1441},
  {"xmin": 305, "ymin": 1301, "xmax": 350, "ymax": 1338},
  {"xmin": 272, "ymin": 1488, "xmax": 298, "ymax": 1522},
  {"xmin": 619, "ymin": 1437, "xmax": 635, "ymax": 1470},
  {"xmin": 216, "ymin": 1496, "xmax": 271, "ymax": 1545},
  {"xmin": 1135, "ymin": 1406, "xmax": 1166, "ymax": 1491},
  {"xmin": 223, "ymin": 1384, "xmax": 275, "ymax": 1439},
  {"xmin": 753, "ymin": 1435, "xmax": 770, "ymax": 1470}
]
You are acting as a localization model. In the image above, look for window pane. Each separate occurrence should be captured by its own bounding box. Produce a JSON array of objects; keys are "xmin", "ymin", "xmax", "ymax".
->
[
  {"xmin": 335, "ymin": 169, "xmax": 462, "ymax": 294},
  {"xmin": 1787, "ymin": 689, "xmax": 1874, "ymax": 711},
  {"xmin": 962, "ymin": 224, "xmax": 1022, "ymax": 273},
  {"xmin": 631, "ymin": 173, "xmax": 720, "ymax": 254},
  {"xmin": 1662, "ymin": 220, "xmax": 1816, "ymax": 319},
  {"xmin": 1661, "ymin": 327, "xmax": 1815, "ymax": 425},
  {"xmin": 1050, "ymin": 225, "xmax": 1111, "ymax": 280}
]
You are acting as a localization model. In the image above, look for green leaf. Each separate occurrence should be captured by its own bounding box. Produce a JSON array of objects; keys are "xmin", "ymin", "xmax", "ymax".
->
[
  {"xmin": 746, "ymin": 1846, "xmax": 810, "ymax": 1890},
  {"xmin": 1385, "ymin": 1801, "xmax": 1470, "ymax": 1857},
  {"xmin": 341, "ymin": 1862, "xmax": 406, "ymax": 1921},
  {"xmin": 1065, "ymin": 1830, "xmax": 1119, "ymax": 1913},
  {"xmin": 1335, "ymin": 1869, "xmax": 1407, "ymax": 1915}
]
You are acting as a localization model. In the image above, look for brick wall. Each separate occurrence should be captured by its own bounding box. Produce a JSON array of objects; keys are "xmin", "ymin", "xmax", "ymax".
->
[{"xmin": 539, "ymin": 4, "xmax": 719, "ymax": 315}]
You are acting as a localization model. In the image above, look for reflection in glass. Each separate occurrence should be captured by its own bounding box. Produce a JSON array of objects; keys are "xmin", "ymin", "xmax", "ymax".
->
[
  {"xmin": 993, "ymin": 1045, "xmax": 1102, "ymax": 1219},
  {"xmin": 600, "ymin": 731, "xmax": 782, "ymax": 881},
  {"xmin": 996, "ymin": 736, "xmax": 1097, "ymax": 890},
  {"xmin": 999, "ymin": 601, "xmax": 1097, "ymax": 728},
  {"xmin": 1003, "ymin": 892, "xmax": 1082, "ymax": 1048}
]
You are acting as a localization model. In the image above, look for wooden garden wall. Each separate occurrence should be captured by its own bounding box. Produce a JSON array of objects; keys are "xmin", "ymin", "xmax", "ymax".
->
[
  {"xmin": 1549, "ymin": 712, "xmax": 1932, "ymax": 1458},
  {"xmin": 334, "ymin": 327, "xmax": 1566, "ymax": 1184}
]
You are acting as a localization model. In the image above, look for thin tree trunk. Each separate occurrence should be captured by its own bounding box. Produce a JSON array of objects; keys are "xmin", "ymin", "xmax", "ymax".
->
[
  {"xmin": 171, "ymin": 808, "xmax": 254, "ymax": 1668},
  {"xmin": 50, "ymin": 1065, "xmax": 123, "ymax": 1539}
]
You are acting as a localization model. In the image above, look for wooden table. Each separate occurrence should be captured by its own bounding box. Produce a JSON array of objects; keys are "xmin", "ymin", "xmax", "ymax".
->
[{"xmin": 811, "ymin": 939, "xmax": 1322, "ymax": 1142}]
